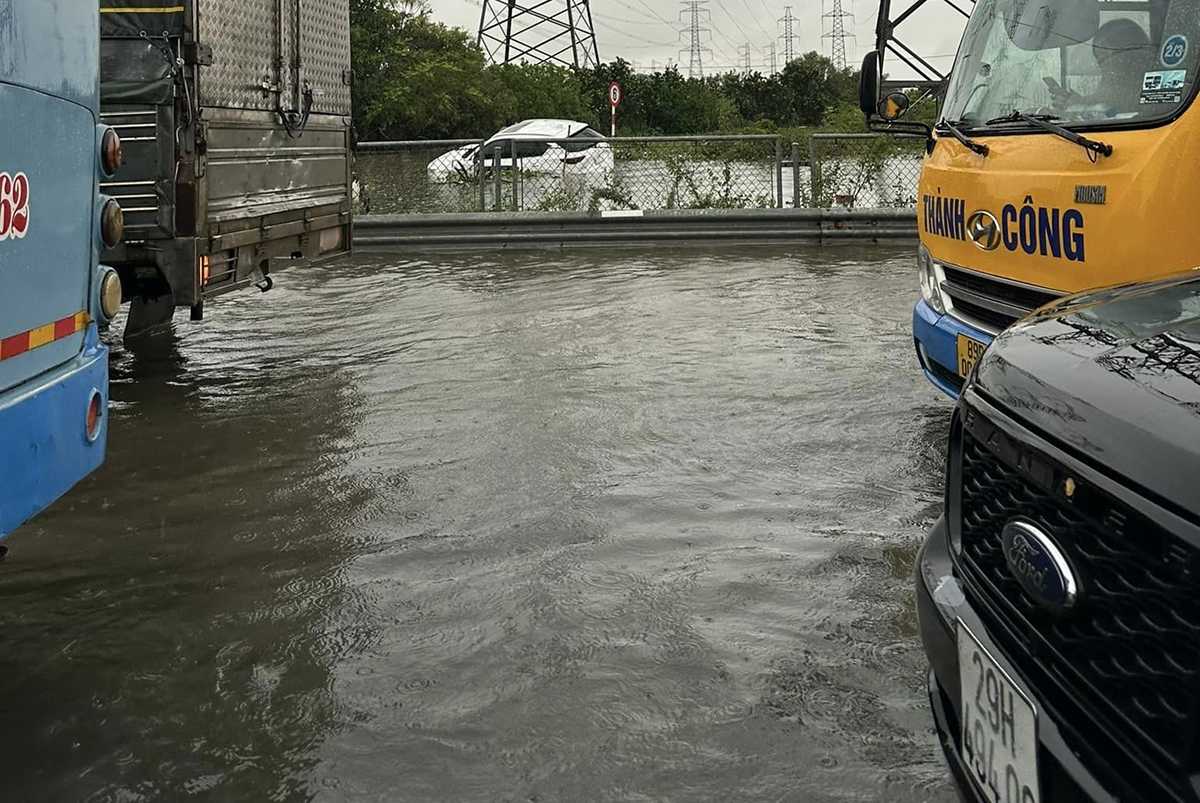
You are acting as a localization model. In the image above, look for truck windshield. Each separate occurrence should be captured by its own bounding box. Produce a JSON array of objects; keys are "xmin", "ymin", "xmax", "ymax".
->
[{"xmin": 943, "ymin": 0, "xmax": 1200, "ymax": 128}]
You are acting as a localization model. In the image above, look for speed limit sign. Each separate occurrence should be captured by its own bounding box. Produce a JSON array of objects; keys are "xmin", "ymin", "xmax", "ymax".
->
[
  {"xmin": 607, "ymin": 81, "xmax": 622, "ymax": 108},
  {"xmin": 608, "ymin": 81, "xmax": 622, "ymax": 136}
]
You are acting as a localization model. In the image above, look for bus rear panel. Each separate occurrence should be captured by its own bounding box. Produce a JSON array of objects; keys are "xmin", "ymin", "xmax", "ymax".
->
[{"xmin": 0, "ymin": 0, "xmax": 119, "ymax": 539}]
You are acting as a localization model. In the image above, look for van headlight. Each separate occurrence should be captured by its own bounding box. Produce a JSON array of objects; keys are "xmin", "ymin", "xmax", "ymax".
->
[{"xmin": 918, "ymin": 244, "xmax": 945, "ymax": 314}]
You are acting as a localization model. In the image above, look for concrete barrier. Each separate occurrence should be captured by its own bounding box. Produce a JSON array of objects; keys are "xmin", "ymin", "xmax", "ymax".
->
[{"xmin": 352, "ymin": 207, "xmax": 918, "ymax": 250}]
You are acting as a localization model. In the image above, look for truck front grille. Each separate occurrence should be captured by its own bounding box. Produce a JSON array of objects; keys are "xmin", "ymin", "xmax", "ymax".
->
[
  {"xmin": 959, "ymin": 424, "xmax": 1200, "ymax": 785},
  {"xmin": 941, "ymin": 266, "xmax": 1060, "ymax": 331}
]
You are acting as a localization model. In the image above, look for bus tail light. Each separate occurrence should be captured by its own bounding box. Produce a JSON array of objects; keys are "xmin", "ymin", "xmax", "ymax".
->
[
  {"xmin": 100, "ymin": 198, "xmax": 124, "ymax": 248},
  {"xmin": 85, "ymin": 390, "xmax": 103, "ymax": 443},
  {"xmin": 101, "ymin": 127, "xmax": 123, "ymax": 177},
  {"xmin": 99, "ymin": 269, "xmax": 122, "ymax": 321}
]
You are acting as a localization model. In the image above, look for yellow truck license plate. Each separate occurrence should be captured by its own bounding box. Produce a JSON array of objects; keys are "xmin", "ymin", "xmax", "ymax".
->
[{"xmin": 957, "ymin": 334, "xmax": 987, "ymax": 379}]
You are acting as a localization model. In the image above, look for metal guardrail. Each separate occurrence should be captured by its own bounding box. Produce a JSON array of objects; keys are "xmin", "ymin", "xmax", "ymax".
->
[{"xmin": 352, "ymin": 207, "xmax": 918, "ymax": 249}]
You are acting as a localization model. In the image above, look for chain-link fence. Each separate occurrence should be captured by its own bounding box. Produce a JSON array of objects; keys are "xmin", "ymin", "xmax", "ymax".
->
[
  {"xmin": 806, "ymin": 134, "xmax": 925, "ymax": 209},
  {"xmin": 353, "ymin": 139, "xmax": 486, "ymax": 215},
  {"xmin": 357, "ymin": 135, "xmax": 788, "ymax": 214},
  {"xmin": 354, "ymin": 133, "xmax": 925, "ymax": 214}
]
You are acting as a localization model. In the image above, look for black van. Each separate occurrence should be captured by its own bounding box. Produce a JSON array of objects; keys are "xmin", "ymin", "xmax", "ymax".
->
[{"xmin": 915, "ymin": 272, "xmax": 1200, "ymax": 802}]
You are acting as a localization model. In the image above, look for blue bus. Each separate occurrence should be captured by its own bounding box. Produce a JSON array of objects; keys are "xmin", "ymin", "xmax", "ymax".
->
[{"xmin": 0, "ymin": 0, "xmax": 124, "ymax": 546}]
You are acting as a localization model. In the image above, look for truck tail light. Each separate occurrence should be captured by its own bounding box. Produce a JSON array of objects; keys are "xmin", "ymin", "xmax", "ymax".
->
[
  {"xmin": 100, "ymin": 198, "xmax": 124, "ymax": 248},
  {"xmin": 101, "ymin": 128, "xmax": 123, "ymax": 178},
  {"xmin": 319, "ymin": 226, "xmax": 345, "ymax": 254},
  {"xmin": 199, "ymin": 255, "xmax": 210, "ymax": 286}
]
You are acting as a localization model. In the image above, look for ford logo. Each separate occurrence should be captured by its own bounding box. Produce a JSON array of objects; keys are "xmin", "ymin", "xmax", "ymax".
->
[{"xmin": 1001, "ymin": 519, "xmax": 1079, "ymax": 612}]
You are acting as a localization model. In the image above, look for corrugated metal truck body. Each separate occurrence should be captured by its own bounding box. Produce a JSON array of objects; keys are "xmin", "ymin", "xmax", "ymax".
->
[{"xmin": 98, "ymin": 0, "xmax": 353, "ymax": 333}]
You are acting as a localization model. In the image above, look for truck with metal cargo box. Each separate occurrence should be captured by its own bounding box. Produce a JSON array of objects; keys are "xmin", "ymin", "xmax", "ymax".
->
[{"xmin": 98, "ymin": 0, "xmax": 353, "ymax": 335}]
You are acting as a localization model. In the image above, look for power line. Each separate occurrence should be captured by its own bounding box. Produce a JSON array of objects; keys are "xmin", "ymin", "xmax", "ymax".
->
[
  {"xmin": 633, "ymin": 0, "xmax": 676, "ymax": 24},
  {"xmin": 589, "ymin": 18, "xmax": 678, "ymax": 47},
  {"xmin": 712, "ymin": 1, "xmax": 760, "ymax": 51},
  {"xmin": 731, "ymin": 0, "xmax": 775, "ymax": 38},
  {"xmin": 608, "ymin": 0, "xmax": 674, "ymax": 25},
  {"xmin": 589, "ymin": 8, "xmax": 679, "ymax": 44}
]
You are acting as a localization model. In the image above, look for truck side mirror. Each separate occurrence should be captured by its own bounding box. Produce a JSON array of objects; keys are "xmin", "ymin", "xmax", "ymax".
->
[
  {"xmin": 877, "ymin": 92, "xmax": 910, "ymax": 121},
  {"xmin": 859, "ymin": 51, "xmax": 882, "ymax": 117}
]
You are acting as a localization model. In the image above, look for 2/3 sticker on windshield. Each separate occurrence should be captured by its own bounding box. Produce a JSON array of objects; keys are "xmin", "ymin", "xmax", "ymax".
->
[
  {"xmin": 1162, "ymin": 34, "xmax": 1188, "ymax": 68},
  {"xmin": 0, "ymin": 172, "xmax": 30, "ymax": 241}
]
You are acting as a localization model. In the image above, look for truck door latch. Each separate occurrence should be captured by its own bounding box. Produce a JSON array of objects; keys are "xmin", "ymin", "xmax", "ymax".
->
[{"xmin": 183, "ymin": 42, "xmax": 214, "ymax": 66}]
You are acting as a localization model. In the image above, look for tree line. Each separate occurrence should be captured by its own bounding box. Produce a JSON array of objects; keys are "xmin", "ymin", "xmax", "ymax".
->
[{"xmin": 349, "ymin": 0, "xmax": 873, "ymax": 142}]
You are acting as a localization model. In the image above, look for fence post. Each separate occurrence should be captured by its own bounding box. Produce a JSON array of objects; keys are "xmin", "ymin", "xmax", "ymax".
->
[
  {"xmin": 478, "ymin": 142, "xmax": 486, "ymax": 211},
  {"xmin": 493, "ymin": 145, "xmax": 502, "ymax": 211},
  {"xmin": 774, "ymin": 138, "xmax": 783, "ymax": 209},
  {"xmin": 511, "ymin": 147, "xmax": 520, "ymax": 210},
  {"xmin": 791, "ymin": 142, "xmax": 801, "ymax": 208},
  {"xmin": 808, "ymin": 136, "xmax": 821, "ymax": 208}
]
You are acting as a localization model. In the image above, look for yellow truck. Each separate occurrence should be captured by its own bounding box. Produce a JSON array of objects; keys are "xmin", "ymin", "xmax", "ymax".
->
[{"xmin": 862, "ymin": 0, "xmax": 1200, "ymax": 397}]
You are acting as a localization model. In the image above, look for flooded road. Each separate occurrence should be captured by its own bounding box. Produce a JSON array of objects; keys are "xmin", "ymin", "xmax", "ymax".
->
[{"xmin": 0, "ymin": 245, "xmax": 955, "ymax": 802}]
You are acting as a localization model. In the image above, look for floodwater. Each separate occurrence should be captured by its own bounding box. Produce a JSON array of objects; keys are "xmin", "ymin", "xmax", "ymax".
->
[{"xmin": 0, "ymin": 245, "xmax": 956, "ymax": 802}]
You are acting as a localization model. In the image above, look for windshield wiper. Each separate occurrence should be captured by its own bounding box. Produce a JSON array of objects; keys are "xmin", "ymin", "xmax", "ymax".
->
[
  {"xmin": 936, "ymin": 118, "xmax": 989, "ymax": 156},
  {"xmin": 985, "ymin": 111, "xmax": 1113, "ymax": 158}
]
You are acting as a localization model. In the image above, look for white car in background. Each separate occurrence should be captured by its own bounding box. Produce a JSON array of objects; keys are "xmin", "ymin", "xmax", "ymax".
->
[{"xmin": 427, "ymin": 119, "xmax": 614, "ymax": 180}]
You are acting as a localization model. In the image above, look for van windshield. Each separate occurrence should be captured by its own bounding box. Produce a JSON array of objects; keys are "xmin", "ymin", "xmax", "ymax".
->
[{"xmin": 942, "ymin": 0, "xmax": 1200, "ymax": 128}]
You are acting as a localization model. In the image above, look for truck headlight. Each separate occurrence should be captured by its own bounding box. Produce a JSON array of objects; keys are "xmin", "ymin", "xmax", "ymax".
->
[{"xmin": 917, "ymin": 244, "xmax": 945, "ymax": 314}]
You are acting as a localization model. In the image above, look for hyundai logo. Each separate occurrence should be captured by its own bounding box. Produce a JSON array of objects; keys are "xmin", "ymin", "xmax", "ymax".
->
[
  {"xmin": 1002, "ymin": 519, "xmax": 1079, "ymax": 613},
  {"xmin": 967, "ymin": 210, "xmax": 1001, "ymax": 251}
]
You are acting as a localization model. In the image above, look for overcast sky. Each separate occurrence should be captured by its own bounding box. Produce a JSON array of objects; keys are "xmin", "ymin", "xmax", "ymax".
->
[{"xmin": 429, "ymin": 0, "xmax": 967, "ymax": 78}]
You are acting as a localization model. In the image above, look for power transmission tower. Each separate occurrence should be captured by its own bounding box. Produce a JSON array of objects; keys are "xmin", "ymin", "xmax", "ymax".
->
[
  {"xmin": 678, "ymin": 1, "xmax": 713, "ymax": 79},
  {"xmin": 738, "ymin": 43, "xmax": 752, "ymax": 74},
  {"xmin": 823, "ymin": 0, "xmax": 853, "ymax": 69},
  {"xmin": 778, "ymin": 6, "xmax": 797, "ymax": 66},
  {"xmin": 874, "ymin": 0, "xmax": 973, "ymax": 95},
  {"xmin": 477, "ymin": 0, "xmax": 600, "ymax": 69},
  {"xmin": 767, "ymin": 41, "xmax": 778, "ymax": 73}
]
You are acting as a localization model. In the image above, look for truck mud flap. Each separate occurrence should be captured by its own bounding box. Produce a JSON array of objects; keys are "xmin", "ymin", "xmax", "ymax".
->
[{"xmin": 124, "ymin": 294, "xmax": 176, "ymax": 338}]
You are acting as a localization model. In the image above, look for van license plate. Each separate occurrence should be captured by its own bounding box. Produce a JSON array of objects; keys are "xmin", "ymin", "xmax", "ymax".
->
[
  {"xmin": 958, "ymin": 621, "xmax": 1040, "ymax": 803},
  {"xmin": 956, "ymin": 334, "xmax": 987, "ymax": 379}
]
